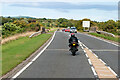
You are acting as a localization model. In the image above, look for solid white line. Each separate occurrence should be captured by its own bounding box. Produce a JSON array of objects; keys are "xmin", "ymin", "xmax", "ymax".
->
[
  {"xmin": 93, "ymin": 53, "xmax": 98, "ymax": 58},
  {"xmin": 107, "ymin": 66, "xmax": 118, "ymax": 77},
  {"xmin": 32, "ymin": 32, "xmax": 56, "ymax": 62},
  {"xmin": 99, "ymin": 59, "xmax": 106, "ymax": 65},
  {"xmin": 89, "ymin": 49, "xmax": 92, "ymax": 52},
  {"xmin": 78, "ymin": 40, "xmax": 119, "ymax": 79},
  {"xmin": 12, "ymin": 31, "xmax": 56, "ymax": 79},
  {"xmin": 12, "ymin": 62, "xmax": 33, "ymax": 79},
  {"xmin": 78, "ymin": 40, "xmax": 98, "ymax": 78}
]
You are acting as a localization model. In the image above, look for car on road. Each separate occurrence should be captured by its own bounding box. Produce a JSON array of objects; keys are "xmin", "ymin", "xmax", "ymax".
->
[
  {"xmin": 70, "ymin": 27, "xmax": 77, "ymax": 33},
  {"xmin": 62, "ymin": 29, "xmax": 65, "ymax": 31},
  {"xmin": 65, "ymin": 29, "xmax": 70, "ymax": 32}
]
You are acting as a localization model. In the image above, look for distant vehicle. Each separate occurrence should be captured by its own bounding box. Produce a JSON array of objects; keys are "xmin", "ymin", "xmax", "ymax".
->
[
  {"xmin": 65, "ymin": 29, "xmax": 70, "ymax": 32},
  {"xmin": 62, "ymin": 29, "xmax": 65, "ymax": 31},
  {"xmin": 70, "ymin": 27, "xmax": 77, "ymax": 33},
  {"xmin": 67, "ymin": 27, "xmax": 70, "ymax": 29}
]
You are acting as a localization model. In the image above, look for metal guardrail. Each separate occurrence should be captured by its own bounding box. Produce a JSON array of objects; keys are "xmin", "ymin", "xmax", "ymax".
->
[
  {"xmin": 96, "ymin": 31, "xmax": 115, "ymax": 37},
  {"xmin": 29, "ymin": 31, "xmax": 41, "ymax": 38}
]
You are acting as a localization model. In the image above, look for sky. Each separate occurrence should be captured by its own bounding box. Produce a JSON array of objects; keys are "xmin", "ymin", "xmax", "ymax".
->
[{"xmin": 0, "ymin": 0, "xmax": 119, "ymax": 22}]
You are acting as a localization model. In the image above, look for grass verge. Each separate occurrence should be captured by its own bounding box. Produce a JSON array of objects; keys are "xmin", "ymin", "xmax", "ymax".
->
[
  {"xmin": 2, "ymin": 34, "xmax": 52, "ymax": 75},
  {"xmin": 49, "ymin": 28, "xmax": 58, "ymax": 33},
  {"xmin": 88, "ymin": 33, "xmax": 120, "ymax": 43}
]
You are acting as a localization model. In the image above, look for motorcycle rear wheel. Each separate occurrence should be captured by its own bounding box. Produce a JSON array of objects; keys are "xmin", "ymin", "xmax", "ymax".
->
[{"xmin": 72, "ymin": 51, "xmax": 76, "ymax": 56}]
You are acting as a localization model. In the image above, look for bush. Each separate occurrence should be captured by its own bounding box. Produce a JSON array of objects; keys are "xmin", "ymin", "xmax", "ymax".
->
[{"xmin": 2, "ymin": 23, "xmax": 22, "ymax": 38}]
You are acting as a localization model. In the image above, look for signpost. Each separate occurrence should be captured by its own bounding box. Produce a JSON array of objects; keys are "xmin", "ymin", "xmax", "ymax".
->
[{"xmin": 82, "ymin": 21, "xmax": 90, "ymax": 31}]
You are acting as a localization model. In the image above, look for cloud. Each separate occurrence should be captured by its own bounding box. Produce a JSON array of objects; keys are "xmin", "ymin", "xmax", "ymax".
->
[{"xmin": 10, "ymin": 2, "xmax": 117, "ymax": 12}]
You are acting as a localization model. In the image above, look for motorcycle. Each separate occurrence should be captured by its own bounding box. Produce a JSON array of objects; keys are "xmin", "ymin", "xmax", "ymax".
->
[{"xmin": 69, "ymin": 42, "xmax": 78, "ymax": 56}]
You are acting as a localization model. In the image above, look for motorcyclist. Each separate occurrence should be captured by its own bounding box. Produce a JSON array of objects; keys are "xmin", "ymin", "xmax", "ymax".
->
[{"xmin": 69, "ymin": 33, "xmax": 79, "ymax": 51}]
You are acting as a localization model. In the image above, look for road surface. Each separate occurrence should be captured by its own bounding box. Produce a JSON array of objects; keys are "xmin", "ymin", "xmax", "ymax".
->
[{"xmin": 14, "ymin": 31, "xmax": 119, "ymax": 79}]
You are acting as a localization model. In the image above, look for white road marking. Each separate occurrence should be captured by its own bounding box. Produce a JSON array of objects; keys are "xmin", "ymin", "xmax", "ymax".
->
[
  {"xmin": 78, "ymin": 40, "xmax": 119, "ymax": 79},
  {"xmin": 88, "ymin": 59, "xmax": 92, "ymax": 65},
  {"xmin": 93, "ymin": 53, "xmax": 98, "ymax": 58},
  {"xmin": 85, "ymin": 54, "xmax": 89, "ymax": 58},
  {"xmin": 78, "ymin": 40, "xmax": 98, "ymax": 78},
  {"xmin": 83, "ymin": 50, "xmax": 86, "ymax": 53},
  {"xmin": 99, "ymin": 59, "xmax": 106, "ymax": 65},
  {"xmin": 91, "ymin": 66, "xmax": 98, "ymax": 77},
  {"xmin": 107, "ymin": 66, "xmax": 118, "ymax": 77},
  {"xmin": 32, "ymin": 31, "xmax": 56, "ymax": 62},
  {"xmin": 12, "ymin": 31, "xmax": 56, "ymax": 79},
  {"xmin": 12, "ymin": 62, "xmax": 33, "ymax": 79}
]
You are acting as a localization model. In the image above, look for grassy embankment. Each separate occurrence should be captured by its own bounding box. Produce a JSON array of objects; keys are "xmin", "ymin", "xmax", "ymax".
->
[
  {"xmin": 49, "ymin": 27, "xmax": 58, "ymax": 33},
  {"xmin": 88, "ymin": 33, "xmax": 120, "ymax": 43},
  {"xmin": 2, "ymin": 33, "xmax": 52, "ymax": 75}
]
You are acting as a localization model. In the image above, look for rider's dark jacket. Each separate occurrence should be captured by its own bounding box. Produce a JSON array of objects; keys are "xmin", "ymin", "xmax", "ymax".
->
[{"xmin": 69, "ymin": 36, "xmax": 78, "ymax": 44}]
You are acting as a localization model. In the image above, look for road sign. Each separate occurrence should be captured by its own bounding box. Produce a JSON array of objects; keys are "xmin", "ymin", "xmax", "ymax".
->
[{"xmin": 82, "ymin": 21, "xmax": 90, "ymax": 28}]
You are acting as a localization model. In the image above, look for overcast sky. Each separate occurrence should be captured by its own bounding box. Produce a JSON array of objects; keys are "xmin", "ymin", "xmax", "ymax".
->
[{"xmin": 1, "ymin": 0, "xmax": 119, "ymax": 21}]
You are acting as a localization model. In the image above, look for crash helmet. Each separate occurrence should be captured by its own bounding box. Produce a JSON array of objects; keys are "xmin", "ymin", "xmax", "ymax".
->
[{"xmin": 71, "ymin": 33, "xmax": 75, "ymax": 37}]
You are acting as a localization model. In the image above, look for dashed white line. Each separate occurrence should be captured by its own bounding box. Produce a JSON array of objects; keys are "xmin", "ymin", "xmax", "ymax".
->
[
  {"xmin": 88, "ymin": 59, "xmax": 92, "ymax": 66},
  {"xmin": 85, "ymin": 54, "xmax": 89, "ymax": 58},
  {"xmin": 78, "ymin": 40, "xmax": 119, "ymax": 79},
  {"xmin": 91, "ymin": 66, "xmax": 98, "ymax": 77}
]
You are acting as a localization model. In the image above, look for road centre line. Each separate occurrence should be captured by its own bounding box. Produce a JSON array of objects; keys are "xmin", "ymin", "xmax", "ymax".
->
[
  {"xmin": 93, "ymin": 54, "xmax": 98, "ymax": 58},
  {"xmin": 78, "ymin": 40, "xmax": 119, "ymax": 79},
  {"xmin": 64, "ymin": 32, "xmax": 119, "ymax": 79},
  {"xmin": 12, "ymin": 31, "xmax": 57, "ymax": 79},
  {"xmin": 78, "ymin": 40, "xmax": 98, "ymax": 78},
  {"xmin": 107, "ymin": 66, "xmax": 118, "ymax": 77},
  {"xmin": 85, "ymin": 54, "xmax": 89, "ymax": 58},
  {"xmin": 91, "ymin": 67, "xmax": 98, "ymax": 78},
  {"xmin": 88, "ymin": 59, "xmax": 92, "ymax": 66},
  {"xmin": 99, "ymin": 59, "xmax": 106, "ymax": 65}
]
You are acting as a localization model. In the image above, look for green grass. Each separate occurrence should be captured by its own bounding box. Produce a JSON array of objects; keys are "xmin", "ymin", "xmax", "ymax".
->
[
  {"xmin": 49, "ymin": 28, "xmax": 58, "ymax": 33},
  {"xmin": 0, "ymin": 26, "xmax": 2, "ymax": 30},
  {"xmin": 88, "ymin": 33, "xmax": 120, "ymax": 43},
  {"xmin": 2, "ymin": 34, "xmax": 52, "ymax": 75}
]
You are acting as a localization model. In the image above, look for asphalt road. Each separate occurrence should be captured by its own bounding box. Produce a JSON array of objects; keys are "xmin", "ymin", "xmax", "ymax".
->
[
  {"xmin": 16, "ymin": 31, "xmax": 119, "ymax": 78},
  {"xmin": 76, "ymin": 33, "xmax": 119, "ymax": 75}
]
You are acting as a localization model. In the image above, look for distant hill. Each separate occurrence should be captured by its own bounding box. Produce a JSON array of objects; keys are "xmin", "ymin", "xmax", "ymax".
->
[{"xmin": 10, "ymin": 16, "xmax": 36, "ymax": 19}]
